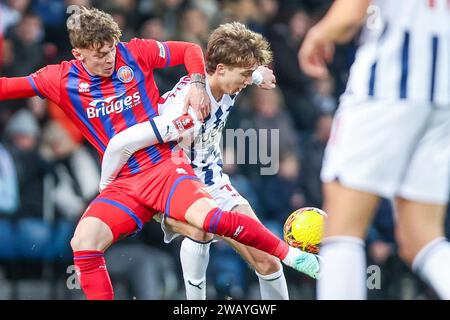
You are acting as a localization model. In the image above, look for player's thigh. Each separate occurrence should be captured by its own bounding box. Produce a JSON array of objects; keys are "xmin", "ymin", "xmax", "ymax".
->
[
  {"xmin": 166, "ymin": 178, "xmax": 255, "ymax": 242},
  {"xmin": 395, "ymin": 198, "xmax": 447, "ymax": 264},
  {"xmin": 322, "ymin": 97, "xmax": 431, "ymax": 199},
  {"xmin": 163, "ymin": 215, "xmax": 214, "ymax": 242},
  {"xmin": 71, "ymin": 216, "xmax": 113, "ymax": 252},
  {"xmin": 75, "ymin": 188, "xmax": 156, "ymax": 249},
  {"xmin": 135, "ymin": 158, "xmax": 215, "ymax": 226},
  {"xmin": 397, "ymin": 106, "xmax": 450, "ymax": 205},
  {"xmin": 322, "ymin": 181, "xmax": 380, "ymax": 238}
]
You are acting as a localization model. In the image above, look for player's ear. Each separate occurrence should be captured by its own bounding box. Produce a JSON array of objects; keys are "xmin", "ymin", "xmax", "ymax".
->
[
  {"xmin": 216, "ymin": 64, "xmax": 226, "ymax": 76},
  {"xmin": 72, "ymin": 48, "xmax": 84, "ymax": 61}
]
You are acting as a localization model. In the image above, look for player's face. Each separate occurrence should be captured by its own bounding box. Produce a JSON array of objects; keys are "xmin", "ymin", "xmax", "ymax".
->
[
  {"xmin": 220, "ymin": 64, "xmax": 256, "ymax": 95},
  {"xmin": 72, "ymin": 42, "xmax": 117, "ymax": 77}
]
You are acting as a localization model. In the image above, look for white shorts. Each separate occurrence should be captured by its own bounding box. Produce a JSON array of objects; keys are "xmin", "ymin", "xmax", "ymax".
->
[
  {"xmin": 160, "ymin": 173, "xmax": 250, "ymax": 243},
  {"xmin": 321, "ymin": 96, "xmax": 450, "ymax": 204}
]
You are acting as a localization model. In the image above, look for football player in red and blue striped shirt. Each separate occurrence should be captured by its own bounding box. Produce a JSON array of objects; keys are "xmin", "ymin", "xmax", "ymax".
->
[{"xmin": 0, "ymin": 7, "xmax": 319, "ymax": 299}]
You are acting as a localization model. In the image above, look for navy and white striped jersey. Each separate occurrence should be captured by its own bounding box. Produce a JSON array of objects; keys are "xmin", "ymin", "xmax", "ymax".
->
[
  {"xmin": 344, "ymin": 0, "xmax": 450, "ymax": 105},
  {"xmin": 158, "ymin": 76, "xmax": 236, "ymax": 186}
]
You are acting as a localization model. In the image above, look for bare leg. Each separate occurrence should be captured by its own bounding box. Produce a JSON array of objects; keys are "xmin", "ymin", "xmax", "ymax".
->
[{"xmin": 395, "ymin": 197, "xmax": 450, "ymax": 299}]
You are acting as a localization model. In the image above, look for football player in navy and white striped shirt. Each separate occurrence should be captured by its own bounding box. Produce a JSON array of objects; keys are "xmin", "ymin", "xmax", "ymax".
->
[
  {"xmin": 99, "ymin": 22, "xmax": 319, "ymax": 300},
  {"xmin": 299, "ymin": 0, "xmax": 450, "ymax": 299}
]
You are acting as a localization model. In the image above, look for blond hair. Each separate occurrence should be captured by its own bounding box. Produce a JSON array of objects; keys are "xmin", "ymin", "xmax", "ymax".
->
[
  {"xmin": 206, "ymin": 22, "xmax": 272, "ymax": 74},
  {"xmin": 67, "ymin": 7, "xmax": 122, "ymax": 50}
]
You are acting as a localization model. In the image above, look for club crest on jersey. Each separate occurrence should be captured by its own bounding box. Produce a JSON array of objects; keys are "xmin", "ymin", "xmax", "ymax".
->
[
  {"xmin": 78, "ymin": 82, "xmax": 90, "ymax": 93},
  {"xmin": 173, "ymin": 114, "xmax": 194, "ymax": 132},
  {"xmin": 118, "ymin": 66, "xmax": 134, "ymax": 83}
]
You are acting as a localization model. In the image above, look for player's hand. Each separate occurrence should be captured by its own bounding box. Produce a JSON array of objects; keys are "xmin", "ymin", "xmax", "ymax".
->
[
  {"xmin": 298, "ymin": 26, "xmax": 335, "ymax": 78},
  {"xmin": 256, "ymin": 66, "xmax": 276, "ymax": 90},
  {"xmin": 184, "ymin": 74, "xmax": 211, "ymax": 122}
]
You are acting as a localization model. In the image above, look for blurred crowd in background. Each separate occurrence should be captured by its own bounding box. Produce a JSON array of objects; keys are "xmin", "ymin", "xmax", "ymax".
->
[{"xmin": 0, "ymin": 0, "xmax": 449, "ymax": 300}]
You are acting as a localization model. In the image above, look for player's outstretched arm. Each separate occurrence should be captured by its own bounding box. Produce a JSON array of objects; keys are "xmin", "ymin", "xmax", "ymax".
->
[
  {"xmin": 99, "ymin": 106, "xmax": 200, "ymax": 192},
  {"xmin": 163, "ymin": 41, "xmax": 211, "ymax": 121},
  {"xmin": 0, "ymin": 77, "xmax": 39, "ymax": 100},
  {"xmin": 298, "ymin": 0, "xmax": 371, "ymax": 78},
  {"xmin": 99, "ymin": 121, "xmax": 156, "ymax": 191}
]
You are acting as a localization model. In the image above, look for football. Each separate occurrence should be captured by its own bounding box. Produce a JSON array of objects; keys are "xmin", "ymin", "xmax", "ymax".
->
[{"xmin": 283, "ymin": 207, "xmax": 327, "ymax": 254}]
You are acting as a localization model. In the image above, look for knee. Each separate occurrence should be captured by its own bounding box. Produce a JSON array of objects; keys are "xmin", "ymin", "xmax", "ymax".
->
[
  {"xmin": 253, "ymin": 255, "xmax": 281, "ymax": 276},
  {"xmin": 187, "ymin": 229, "xmax": 214, "ymax": 243},
  {"xmin": 70, "ymin": 232, "xmax": 110, "ymax": 252}
]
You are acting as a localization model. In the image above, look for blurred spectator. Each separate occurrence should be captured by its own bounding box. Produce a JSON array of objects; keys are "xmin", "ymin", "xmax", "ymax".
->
[
  {"xmin": 258, "ymin": 151, "xmax": 306, "ymax": 221},
  {"xmin": 177, "ymin": 6, "xmax": 210, "ymax": 50},
  {"xmin": 250, "ymin": 87, "xmax": 298, "ymax": 155},
  {"xmin": 4, "ymin": 109, "xmax": 51, "ymax": 218},
  {"xmin": 0, "ymin": 0, "xmax": 31, "ymax": 34},
  {"xmin": 138, "ymin": 0, "xmax": 187, "ymax": 39},
  {"xmin": 140, "ymin": 15, "xmax": 167, "ymax": 41},
  {"xmin": 221, "ymin": 0, "xmax": 260, "ymax": 30},
  {"xmin": 32, "ymin": 0, "xmax": 67, "ymax": 30},
  {"xmin": 41, "ymin": 121, "xmax": 99, "ymax": 220},
  {"xmin": 139, "ymin": 14, "xmax": 186, "ymax": 94},
  {"xmin": 0, "ymin": 142, "xmax": 19, "ymax": 214},
  {"xmin": 300, "ymin": 111, "xmax": 333, "ymax": 208},
  {"xmin": 107, "ymin": 5, "xmax": 135, "ymax": 42},
  {"xmin": 267, "ymin": 8, "xmax": 317, "ymax": 132},
  {"xmin": 190, "ymin": 0, "xmax": 219, "ymax": 23},
  {"xmin": 3, "ymin": 12, "xmax": 45, "ymax": 77},
  {"xmin": 254, "ymin": 0, "xmax": 279, "ymax": 34}
]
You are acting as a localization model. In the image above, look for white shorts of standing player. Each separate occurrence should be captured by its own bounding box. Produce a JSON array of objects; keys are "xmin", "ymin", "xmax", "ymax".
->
[{"xmin": 321, "ymin": 95, "xmax": 450, "ymax": 205}]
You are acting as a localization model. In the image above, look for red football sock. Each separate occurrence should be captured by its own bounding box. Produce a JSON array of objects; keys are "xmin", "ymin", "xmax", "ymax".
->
[
  {"xmin": 73, "ymin": 250, "xmax": 114, "ymax": 300},
  {"xmin": 203, "ymin": 208, "xmax": 289, "ymax": 260}
]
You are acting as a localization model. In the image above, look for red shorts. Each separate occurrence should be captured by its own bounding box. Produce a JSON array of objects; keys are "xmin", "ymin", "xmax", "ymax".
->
[{"xmin": 82, "ymin": 156, "xmax": 212, "ymax": 242}]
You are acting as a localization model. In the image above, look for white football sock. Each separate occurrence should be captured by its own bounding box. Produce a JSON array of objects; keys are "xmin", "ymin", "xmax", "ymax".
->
[
  {"xmin": 412, "ymin": 237, "xmax": 450, "ymax": 300},
  {"xmin": 281, "ymin": 246, "xmax": 301, "ymax": 267},
  {"xmin": 180, "ymin": 237, "xmax": 211, "ymax": 300},
  {"xmin": 255, "ymin": 264, "xmax": 289, "ymax": 300},
  {"xmin": 317, "ymin": 236, "xmax": 366, "ymax": 300}
]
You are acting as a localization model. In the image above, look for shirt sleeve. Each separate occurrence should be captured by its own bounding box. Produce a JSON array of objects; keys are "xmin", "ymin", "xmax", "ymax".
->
[
  {"xmin": 131, "ymin": 38, "xmax": 205, "ymax": 75},
  {"xmin": 26, "ymin": 64, "xmax": 62, "ymax": 104},
  {"xmin": 99, "ymin": 122, "xmax": 156, "ymax": 191},
  {"xmin": 0, "ymin": 76, "xmax": 37, "ymax": 100}
]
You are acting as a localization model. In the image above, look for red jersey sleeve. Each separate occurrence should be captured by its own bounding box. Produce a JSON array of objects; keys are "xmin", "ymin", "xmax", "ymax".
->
[
  {"xmin": 0, "ymin": 76, "xmax": 36, "ymax": 100},
  {"xmin": 27, "ymin": 64, "xmax": 62, "ymax": 104},
  {"xmin": 129, "ymin": 38, "xmax": 205, "ymax": 76}
]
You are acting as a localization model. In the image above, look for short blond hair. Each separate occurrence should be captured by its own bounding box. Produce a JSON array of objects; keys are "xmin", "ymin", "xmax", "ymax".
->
[
  {"xmin": 206, "ymin": 22, "xmax": 272, "ymax": 74},
  {"xmin": 67, "ymin": 7, "xmax": 121, "ymax": 50}
]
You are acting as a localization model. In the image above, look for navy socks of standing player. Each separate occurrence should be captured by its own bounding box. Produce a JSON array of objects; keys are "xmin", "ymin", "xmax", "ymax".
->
[
  {"xmin": 203, "ymin": 208, "xmax": 289, "ymax": 260},
  {"xmin": 73, "ymin": 250, "xmax": 114, "ymax": 300}
]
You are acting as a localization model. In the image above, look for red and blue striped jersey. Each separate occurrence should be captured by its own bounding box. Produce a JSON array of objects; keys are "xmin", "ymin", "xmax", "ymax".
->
[{"xmin": 26, "ymin": 38, "xmax": 199, "ymax": 176}]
